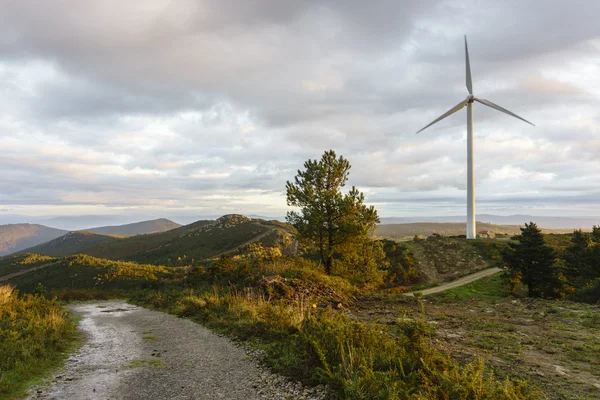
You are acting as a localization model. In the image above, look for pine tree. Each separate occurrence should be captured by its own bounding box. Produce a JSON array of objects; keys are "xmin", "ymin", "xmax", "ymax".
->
[
  {"xmin": 286, "ymin": 150, "xmax": 379, "ymax": 274},
  {"xmin": 592, "ymin": 224, "xmax": 600, "ymax": 244},
  {"xmin": 503, "ymin": 222, "xmax": 562, "ymax": 298},
  {"xmin": 589, "ymin": 225, "xmax": 600, "ymax": 280},
  {"xmin": 564, "ymin": 230, "xmax": 592, "ymax": 284}
]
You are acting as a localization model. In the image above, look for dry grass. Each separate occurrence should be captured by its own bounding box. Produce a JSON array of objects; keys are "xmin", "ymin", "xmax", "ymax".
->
[
  {"xmin": 131, "ymin": 283, "xmax": 538, "ymax": 399},
  {"xmin": 0, "ymin": 285, "xmax": 78, "ymax": 398}
]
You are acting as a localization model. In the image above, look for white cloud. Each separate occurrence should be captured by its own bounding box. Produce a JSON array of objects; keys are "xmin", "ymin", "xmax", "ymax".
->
[{"xmin": 489, "ymin": 165, "xmax": 555, "ymax": 182}]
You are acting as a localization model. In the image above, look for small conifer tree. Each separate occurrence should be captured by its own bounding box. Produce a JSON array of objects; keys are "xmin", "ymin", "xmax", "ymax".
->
[{"xmin": 503, "ymin": 222, "xmax": 564, "ymax": 298}]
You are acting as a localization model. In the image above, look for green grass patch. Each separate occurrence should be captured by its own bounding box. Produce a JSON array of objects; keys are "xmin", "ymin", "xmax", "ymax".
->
[
  {"xmin": 142, "ymin": 335, "xmax": 159, "ymax": 341},
  {"xmin": 0, "ymin": 285, "xmax": 79, "ymax": 399},
  {"xmin": 468, "ymin": 330, "xmax": 523, "ymax": 355},
  {"xmin": 438, "ymin": 273, "xmax": 508, "ymax": 300}
]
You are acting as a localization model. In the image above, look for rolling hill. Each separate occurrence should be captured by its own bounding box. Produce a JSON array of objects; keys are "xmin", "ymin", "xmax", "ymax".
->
[
  {"xmin": 374, "ymin": 222, "xmax": 577, "ymax": 241},
  {"xmin": 0, "ymin": 224, "xmax": 68, "ymax": 255},
  {"xmin": 21, "ymin": 231, "xmax": 120, "ymax": 256},
  {"xmin": 84, "ymin": 214, "xmax": 295, "ymax": 264},
  {"xmin": 379, "ymin": 215, "xmax": 600, "ymax": 230},
  {"xmin": 374, "ymin": 222, "xmax": 525, "ymax": 240},
  {"xmin": 87, "ymin": 218, "xmax": 181, "ymax": 236}
]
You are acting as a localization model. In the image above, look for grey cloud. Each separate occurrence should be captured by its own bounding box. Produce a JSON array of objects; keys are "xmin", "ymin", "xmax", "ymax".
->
[{"xmin": 1, "ymin": 0, "xmax": 599, "ymax": 217}]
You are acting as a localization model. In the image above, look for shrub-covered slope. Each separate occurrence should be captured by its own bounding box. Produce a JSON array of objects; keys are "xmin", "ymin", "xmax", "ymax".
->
[
  {"xmin": 82, "ymin": 215, "xmax": 294, "ymax": 264},
  {"xmin": 20, "ymin": 231, "xmax": 120, "ymax": 256}
]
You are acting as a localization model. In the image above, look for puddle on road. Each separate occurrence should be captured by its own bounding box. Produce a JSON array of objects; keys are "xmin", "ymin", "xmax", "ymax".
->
[
  {"xmin": 28, "ymin": 301, "xmax": 144, "ymax": 400},
  {"xmin": 100, "ymin": 307, "xmax": 137, "ymax": 313}
]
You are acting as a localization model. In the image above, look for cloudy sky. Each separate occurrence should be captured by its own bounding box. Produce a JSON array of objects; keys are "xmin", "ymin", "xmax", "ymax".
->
[{"xmin": 1, "ymin": 0, "xmax": 599, "ymax": 221}]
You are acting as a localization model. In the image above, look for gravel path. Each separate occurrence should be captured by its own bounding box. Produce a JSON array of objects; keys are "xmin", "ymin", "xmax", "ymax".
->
[
  {"xmin": 404, "ymin": 267, "xmax": 503, "ymax": 296},
  {"xmin": 28, "ymin": 300, "xmax": 326, "ymax": 400},
  {"xmin": 204, "ymin": 228, "xmax": 276, "ymax": 260}
]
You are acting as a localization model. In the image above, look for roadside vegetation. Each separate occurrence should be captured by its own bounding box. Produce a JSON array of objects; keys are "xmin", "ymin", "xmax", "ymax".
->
[
  {"xmin": 129, "ymin": 275, "xmax": 535, "ymax": 399},
  {"xmin": 0, "ymin": 285, "xmax": 78, "ymax": 399}
]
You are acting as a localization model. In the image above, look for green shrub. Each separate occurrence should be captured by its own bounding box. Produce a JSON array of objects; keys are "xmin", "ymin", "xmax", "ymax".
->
[{"xmin": 571, "ymin": 278, "xmax": 600, "ymax": 304}]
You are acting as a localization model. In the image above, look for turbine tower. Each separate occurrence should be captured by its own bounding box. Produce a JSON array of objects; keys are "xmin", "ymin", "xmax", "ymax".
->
[{"xmin": 416, "ymin": 36, "xmax": 534, "ymax": 239}]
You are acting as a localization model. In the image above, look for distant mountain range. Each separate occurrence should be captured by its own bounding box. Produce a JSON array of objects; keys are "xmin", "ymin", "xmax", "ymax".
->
[
  {"xmin": 0, "ymin": 224, "xmax": 68, "ymax": 255},
  {"xmin": 0, "ymin": 219, "xmax": 181, "ymax": 256},
  {"xmin": 0, "ymin": 214, "xmax": 282, "ymax": 230},
  {"xmin": 379, "ymin": 214, "xmax": 600, "ymax": 229}
]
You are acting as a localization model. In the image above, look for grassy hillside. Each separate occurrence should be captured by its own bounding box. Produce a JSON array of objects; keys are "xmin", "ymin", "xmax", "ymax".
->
[
  {"xmin": 0, "ymin": 253, "xmax": 56, "ymax": 278},
  {"xmin": 410, "ymin": 236, "xmax": 506, "ymax": 283},
  {"xmin": 21, "ymin": 231, "xmax": 120, "ymax": 256},
  {"xmin": 88, "ymin": 218, "xmax": 181, "ymax": 236},
  {"xmin": 120, "ymin": 217, "xmax": 279, "ymax": 264},
  {"xmin": 4, "ymin": 254, "xmax": 177, "ymax": 293},
  {"xmin": 81, "ymin": 215, "xmax": 294, "ymax": 264},
  {"xmin": 0, "ymin": 224, "xmax": 67, "ymax": 255},
  {"xmin": 78, "ymin": 219, "xmax": 214, "ymax": 260}
]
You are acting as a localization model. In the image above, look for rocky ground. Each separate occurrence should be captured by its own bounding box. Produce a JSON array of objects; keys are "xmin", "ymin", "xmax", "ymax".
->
[
  {"xmin": 348, "ymin": 292, "xmax": 600, "ymax": 400},
  {"xmin": 410, "ymin": 237, "xmax": 491, "ymax": 283},
  {"xmin": 28, "ymin": 301, "xmax": 327, "ymax": 400}
]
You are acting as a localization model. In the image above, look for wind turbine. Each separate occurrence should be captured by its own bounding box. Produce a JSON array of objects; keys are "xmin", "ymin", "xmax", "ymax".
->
[{"xmin": 416, "ymin": 36, "xmax": 534, "ymax": 239}]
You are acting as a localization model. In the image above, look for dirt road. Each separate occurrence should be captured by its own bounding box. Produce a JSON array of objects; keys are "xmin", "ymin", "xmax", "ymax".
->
[
  {"xmin": 0, "ymin": 261, "xmax": 59, "ymax": 283},
  {"xmin": 404, "ymin": 267, "xmax": 503, "ymax": 296},
  {"xmin": 205, "ymin": 228, "xmax": 276, "ymax": 260},
  {"xmin": 28, "ymin": 301, "xmax": 324, "ymax": 400}
]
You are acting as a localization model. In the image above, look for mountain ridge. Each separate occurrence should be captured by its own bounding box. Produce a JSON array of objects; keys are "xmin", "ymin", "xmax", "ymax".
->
[{"xmin": 87, "ymin": 218, "xmax": 181, "ymax": 236}]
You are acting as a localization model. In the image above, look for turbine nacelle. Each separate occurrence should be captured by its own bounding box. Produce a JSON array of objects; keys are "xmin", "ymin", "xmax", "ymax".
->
[{"xmin": 416, "ymin": 36, "xmax": 534, "ymax": 134}]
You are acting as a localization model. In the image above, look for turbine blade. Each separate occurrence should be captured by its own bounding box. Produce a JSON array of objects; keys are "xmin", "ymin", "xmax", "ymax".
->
[
  {"xmin": 416, "ymin": 99, "xmax": 469, "ymax": 134},
  {"xmin": 475, "ymin": 98, "xmax": 535, "ymax": 126},
  {"xmin": 465, "ymin": 35, "xmax": 473, "ymax": 94}
]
